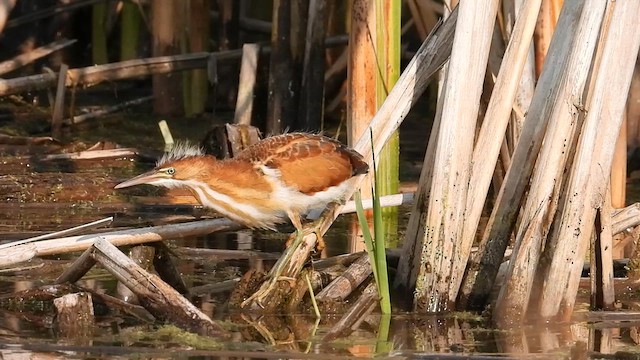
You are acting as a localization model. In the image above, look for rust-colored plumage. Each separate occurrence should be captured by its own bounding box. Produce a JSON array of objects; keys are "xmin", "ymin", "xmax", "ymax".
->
[{"xmin": 115, "ymin": 133, "xmax": 368, "ymax": 246}]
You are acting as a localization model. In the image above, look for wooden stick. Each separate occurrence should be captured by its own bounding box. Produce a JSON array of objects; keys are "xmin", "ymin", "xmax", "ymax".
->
[
  {"xmin": 0, "ymin": 39, "xmax": 77, "ymax": 75},
  {"xmin": 90, "ymin": 237, "xmax": 226, "ymax": 337},
  {"xmin": 153, "ymin": 243, "xmax": 188, "ymax": 295},
  {"xmin": 64, "ymin": 96, "xmax": 153, "ymax": 125},
  {"xmin": 0, "ymin": 218, "xmax": 242, "ymax": 268},
  {"xmin": 316, "ymin": 253, "xmax": 371, "ymax": 302},
  {"xmin": 0, "ymin": 35, "xmax": 348, "ymax": 97}
]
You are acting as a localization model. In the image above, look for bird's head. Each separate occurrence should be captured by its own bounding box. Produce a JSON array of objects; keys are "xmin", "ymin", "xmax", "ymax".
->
[{"xmin": 114, "ymin": 143, "xmax": 215, "ymax": 189}]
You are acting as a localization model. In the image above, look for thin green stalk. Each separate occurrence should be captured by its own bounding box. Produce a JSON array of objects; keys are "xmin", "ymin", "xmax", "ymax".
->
[
  {"xmin": 371, "ymin": 129, "xmax": 391, "ymax": 315},
  {"xmin": 375, "ymin": 314, "xmax": 392, "ymax": 354},
  {"xmin": 305, "ymin": 273, "xmax": 321, "ymax": 318},
  {"xmin": 355, "ymin": 191, "xmax": 379, "ymax": 287},
  {"xmin": 354, "ymin": 130, "xmax": 391, "ymax": 315}
]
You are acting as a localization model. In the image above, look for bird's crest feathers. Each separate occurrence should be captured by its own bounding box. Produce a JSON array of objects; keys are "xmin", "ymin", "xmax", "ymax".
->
[{"xmin": 157, "ymin": 142, "xmax": 205, "ymax": 167}]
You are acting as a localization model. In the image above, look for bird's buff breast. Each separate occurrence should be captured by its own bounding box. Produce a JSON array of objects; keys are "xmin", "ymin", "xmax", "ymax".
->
[{"xmin": 178, "ymin": 177, "xmax": 354, "ymax": 229}]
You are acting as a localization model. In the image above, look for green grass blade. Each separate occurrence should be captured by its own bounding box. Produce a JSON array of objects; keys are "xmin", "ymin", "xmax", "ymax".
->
[
  {"xmin": 354, "ymin": 191, "xmax": 379, "ymax": 287},
  {"xmin": 370, "ymin": 128, "xmax": 391, "ymax": 314}
]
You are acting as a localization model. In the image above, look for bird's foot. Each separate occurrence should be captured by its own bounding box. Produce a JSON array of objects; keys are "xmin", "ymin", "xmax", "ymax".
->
[{"xmin": 285, "ymin": 219, "xmax": 325, "ymax": 253}]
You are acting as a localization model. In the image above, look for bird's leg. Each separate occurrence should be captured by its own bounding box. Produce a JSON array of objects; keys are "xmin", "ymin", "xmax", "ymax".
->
[
  {"xmin": 240, "ymin": 212, "xmax": 329, "ymax": 308},
  {"xmin": 285, "ymin": 215, "xmax": 325, "ymax": 253},
  {"xmin": 240, "ymin": 212, "xmax": 307, "ymax": 308}
]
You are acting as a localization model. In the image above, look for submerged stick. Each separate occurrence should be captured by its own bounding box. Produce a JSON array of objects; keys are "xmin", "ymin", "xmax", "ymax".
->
[{"xmin": 322, "ymin": 282, "xmax": 378, "ymax": 342}]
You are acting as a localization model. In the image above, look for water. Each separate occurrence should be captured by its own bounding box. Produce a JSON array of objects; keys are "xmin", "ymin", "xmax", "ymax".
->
[{"xmin": 2, "ymin": 109, "xmax": 640, "ymax": 358}]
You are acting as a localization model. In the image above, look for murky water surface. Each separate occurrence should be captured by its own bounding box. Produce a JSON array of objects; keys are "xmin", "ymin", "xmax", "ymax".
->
[{"xmin": 1, "ymin": 108, "xmax": 640, "ymax": 359}]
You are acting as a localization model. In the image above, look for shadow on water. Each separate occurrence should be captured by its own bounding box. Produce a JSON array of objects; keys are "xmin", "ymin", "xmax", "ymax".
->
[{"xmin": 1, "ymin": 110, "xmax": 640, "ymax": 358}]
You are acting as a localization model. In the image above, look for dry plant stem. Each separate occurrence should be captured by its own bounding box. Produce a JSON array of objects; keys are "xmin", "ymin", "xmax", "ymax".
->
[
  {"xmin": 0, "ymin": 218, "xmax": 242, "ymax": 268},
  {"xmin": 551, "ymin": 0, "xmax": 640, "ymax": 319},
  {"xmin": 494, "ymin": 0, "xmax": 607, "ymax": 325},
  {"xmin": 493, "ymin": 1, "xmax": 606, "ymax": 323},
  {"xmin": 393, "ymin": 68, "xmax": 444, "ymax": 305},
  {"xmin": 411, "ymin": 0, "xmax": 499, "ymax": 311},
  {"xmin": 91, "ymin": 237, "xmax": 226, "ymax": 337},
  {"xmin": 591, "ymin": 186, "xmax": 615, "ymax": 311},
  {"xmin": 0, "ymin": 38, "xmax": 77, "ymax": 75},
  {"xmin": 612, "ymin": 203, "xmax": 640, "ymax": 235},
  {"xmin": 316, "ymin": 253, "xmax": 371, "ymax": 302},
  {"xmin": 464, "ymin": 0, "xmax": 588, "ymax": 312},
  {"xmin": 233, "ymin": 44, "xmax": 260, "ymax": 125},
  {"xmin": 454, "ymin": 0, "xmax": 542, "ymax": 308},
  {"xmin": 242, "ymin": 9, "xmax": 457, "ymax": 309},
  {"xmin": 322, "ymin": 281, "xmax": 378, "ymax": 342},
  {"xmin": 347, "ymin": 0, "xmax": 378, "ymax": 253}
]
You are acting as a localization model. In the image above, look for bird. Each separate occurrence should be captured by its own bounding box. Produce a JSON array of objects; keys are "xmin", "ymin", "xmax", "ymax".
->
[{"xmin": 114, "ymin": 132, "xmax": 369, "ymax": 252}]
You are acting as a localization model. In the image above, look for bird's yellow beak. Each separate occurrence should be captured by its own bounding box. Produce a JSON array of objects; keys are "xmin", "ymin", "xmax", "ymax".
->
[{"xmin": 114, "ymin": 170, "xmax": 166, "ymax": 189}]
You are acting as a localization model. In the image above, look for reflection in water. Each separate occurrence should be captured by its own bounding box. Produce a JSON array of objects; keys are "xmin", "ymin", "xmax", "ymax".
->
[{"xmin": 2, "ymin": 221, "xmax": 640, "ymax": 358}]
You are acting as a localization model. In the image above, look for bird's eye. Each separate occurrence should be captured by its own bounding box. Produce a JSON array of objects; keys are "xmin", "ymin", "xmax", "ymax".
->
[{"xmin": 165, "ymin": 167, "xmax": 175, "ymax": 175}]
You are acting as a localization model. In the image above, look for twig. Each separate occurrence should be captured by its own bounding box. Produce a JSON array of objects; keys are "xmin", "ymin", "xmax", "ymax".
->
[{"xmin": 0, "ymin": 217, "xmax": 113, "ymax": 250}]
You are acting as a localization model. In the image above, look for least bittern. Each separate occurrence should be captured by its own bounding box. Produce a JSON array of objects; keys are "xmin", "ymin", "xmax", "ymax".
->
[{"xmin": 115, "ymin": 132, "xmax": 368, "ymax": 303}]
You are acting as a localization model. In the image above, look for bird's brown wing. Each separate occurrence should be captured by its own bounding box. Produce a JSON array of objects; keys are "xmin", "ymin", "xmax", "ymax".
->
[{"xmin": 237, "ymin": 133, "xmax": 367, "ymax": 194}]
